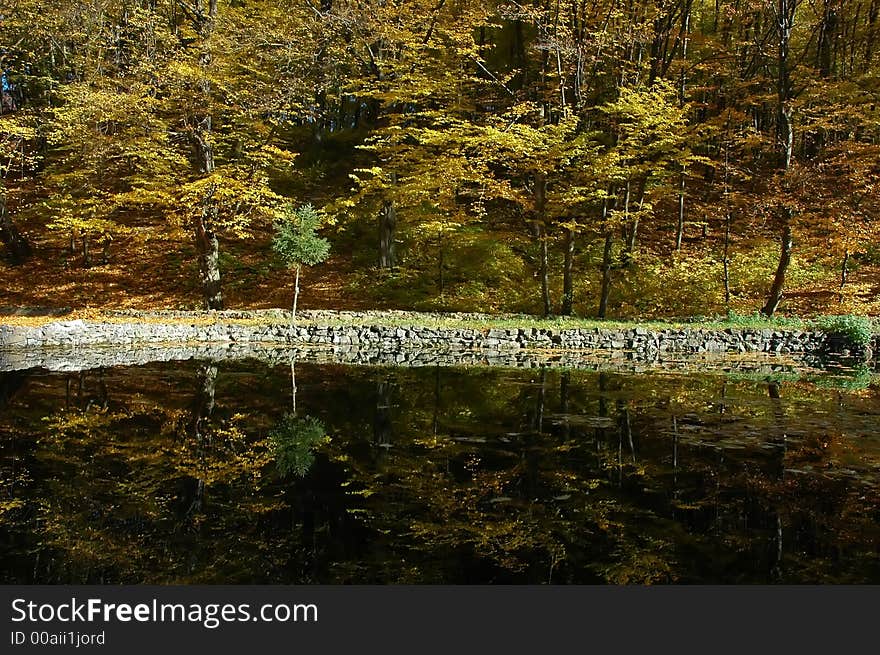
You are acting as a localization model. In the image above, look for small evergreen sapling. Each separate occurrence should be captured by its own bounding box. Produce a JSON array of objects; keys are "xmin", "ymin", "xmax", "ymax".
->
[{"xmin": 272, "ymin": 203, "xmax": 331, "ymax": 328}]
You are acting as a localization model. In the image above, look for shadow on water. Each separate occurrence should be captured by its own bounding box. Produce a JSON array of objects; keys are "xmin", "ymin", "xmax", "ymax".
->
[{"xmin": 1, "ymin": 358, "xmax": 878, "ymax": 584}]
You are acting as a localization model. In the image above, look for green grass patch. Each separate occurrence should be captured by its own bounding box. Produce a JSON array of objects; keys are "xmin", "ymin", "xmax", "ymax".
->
[{"xmin": 813, "ymin": 315, "xmax": 874, "ymax": 347}]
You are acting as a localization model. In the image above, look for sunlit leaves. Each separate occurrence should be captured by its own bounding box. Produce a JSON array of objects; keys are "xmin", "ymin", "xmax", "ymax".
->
[{"xmin": 272, "ymin": 203, "xmax": 331, "ymax": 269}]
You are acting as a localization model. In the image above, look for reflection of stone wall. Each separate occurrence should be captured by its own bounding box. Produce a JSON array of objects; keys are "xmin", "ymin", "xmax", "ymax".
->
[
  {"xmin": 1, "ymin": 310, "xmax": 875, "ymax": 373},
  {"xmin": 0, "ymin": 342, "xmax": 818, "ymax": 375}
]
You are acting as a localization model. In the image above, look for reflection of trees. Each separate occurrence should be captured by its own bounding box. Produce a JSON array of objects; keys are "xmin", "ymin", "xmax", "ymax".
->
[
  {"xmin": 0, "ymin": 372, "xmax": 29, "ymax": 410},
  {"xmin": 373, "ymin": 380, "xmax": 394, "ymax": 448},
  {"xmin": 271, "ymin": 354, "xmax": 328, "ymax": 478},
  {"xmin": 319, "ymin": 367, "xmax": 684, "ymax": 583},
  {"xmin": 319, "ymin": 368, "xmax": 880, "ymax": 584},
  {"xmin": 270, "ymin": 414, "xmax": 327, "ymax": 478},
  {"xmin": 181, "ymin": 363, "xmax": 217, "ymax": 518},
  {"xmin": 0, "ymin": 362, "xmax": 287, "ymax": 583},
  {"xmin": 1, "ymin": 362, "xmax": 879, "ymax": 584}
]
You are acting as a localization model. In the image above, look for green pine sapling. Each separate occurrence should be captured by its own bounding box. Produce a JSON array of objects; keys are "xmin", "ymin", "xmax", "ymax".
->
[{"xmin": 272, "ymin": 203, "xmax": 331, "ymax": 330}]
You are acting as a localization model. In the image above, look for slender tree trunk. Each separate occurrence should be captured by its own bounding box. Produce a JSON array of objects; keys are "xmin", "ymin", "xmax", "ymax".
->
[
  {"xmin": 623, "ymin": 175, "xmax": 648, "ymax": 266},
  {"xmin": 762, "ymin": 218, "xmax": 793, "ymax": 317},
  {"xmin": 530, "ymin": 172, "xmax": 551, "ymax": 316},
  {"xmin": 0, "ymin": 193, "xmax": 31, "ymax": 263},
  {"xmin": 378, "ymin": 200, "xmax": 396, "ymax": 269},
  {"xmin": 597, "ymin": 189, "xmax": 615, "ymax": 319},
  {"xmin": 620, "ymin": 178, "xmax": 633, "ymax": 264},
  {"xmin": 561, "ymin": 226, "xmax": 575, "ymax": 315},
  {"xmin": 838, "ymin": 249, "xmax": 849, "ymax": 303},
  {"xmin": 437, "ymin": 229, "xmax": 444, "ymax": 297},
  {"xmin": 598, "ymin": 232, "xmax": 613, "ymax": 319},
  {"xmin": 723, "ymin": 213, "xmax": 732, "ymax": 307},
  {"xmin": 721, "ymin": 118, "xmax": 732, "ymax": 308},
  {"xmin": 82, "ymin": 235, "xmax": 91, "ymax": 268},
  {"xmin": 867, "ymin": 0, "xmax": 878, "ymax": 65},
  {"xmin": 292, "ymin": 265, "xmax": 301, "ymax": 327},
  {"xmin": 762, "ymin": 0, "xmax": 795, "ymax": 317},
  {"xmin": 818, "ymin": 3, "xmax": 838, "ymax": 78},
  {"xmin": 675, "ymin": 5, "xmax": 691, "ymax": 254},
  {"xmin": 539, "ymin": 222, "xmax": 551, "ymax": 316},
  {"xmin": 675, "ymin": 170, "xmax": 686, "ymax": 251}
]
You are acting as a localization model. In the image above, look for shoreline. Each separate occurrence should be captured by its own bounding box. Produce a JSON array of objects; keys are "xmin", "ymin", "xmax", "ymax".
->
[{"xmin": 1, "ymin": 309, "xmax": 876, "ymax": 366}]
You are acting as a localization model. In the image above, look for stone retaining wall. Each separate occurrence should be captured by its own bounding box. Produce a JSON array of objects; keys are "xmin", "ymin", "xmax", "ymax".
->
[{"xmin": 1, "ymin": 313, "xmax": 876, "ymax": 360}]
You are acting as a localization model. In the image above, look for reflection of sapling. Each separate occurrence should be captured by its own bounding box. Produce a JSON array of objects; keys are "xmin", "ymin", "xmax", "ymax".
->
[
  {"xmin": 272, "ymin": 203, "xmax": 331, "ymax": 330},
  {"xmin": 270, "ymin": 413, "xmax": 328, "ymax": 478}
]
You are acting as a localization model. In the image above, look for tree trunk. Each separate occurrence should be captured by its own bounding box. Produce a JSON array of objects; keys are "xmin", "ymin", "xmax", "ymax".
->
[
  {"xmin": 621, "ymin": 176, "xmax": 646, "ymax": 265},
  {"xmin": 192, "ymin": 132, "xmax": 221, "ymax": 310},
  {"xmin": 0, "ymin": 195, "xmax": 31, "ymax": 263},
  {"xmin": 762, "ymin": 0, "xmax": 795, "ymax": 318},
  {"xmin": 533, "ymin": 172, "xmax": 551, "ymax": 316},
  {"xmin": 675, "ymin": 170, "xmax": 686, "ymax": 251},
  {"xmin": 195, "ymin": 208, "xmax": 223, "ymax": 310},
  {"xmin": 538, "ymin": 222, "xmax": 551, "ymax": 317},
  {"xmin": 82, "ymin": 235, "xmax": 91, "ymax": 268},
  {"xmin": 761, "ymin": 218, "xmax": 792, "ymax": 317},
  {"xmin": 838, "ymin": 249, "xmax": 849, "ymax": 303},
  {"xmin": 437, "ymin": 229, "xmax": 444, "ymax": 297},
  {"xmin": 561, "ymin": 226, "xmax": 575, "ymax": 316},
  {"xmin": 620, "ymin": 178, "xmax": 632, "ymax": 263},
  {"xmin": 867, "ymin": 0, "xmax": 878, "ymax": 66},
  {"xmin": 675, "ymin": 6, "xmax": 690, "ymax": 254},
  {"xmin": 292, "ymin": 265, "xmax": 301, "ymax": 328},
  {"xmin": 191, "ymin": 0, "xmax": 222, "ymax": 310},
  {"xmin": 378, "ymin": 200, "xmax": 396, "ymax": 269},
  {"xmin": 818, "ymin": 3, "xmax": 838, "ymax": 78},
  {"xmin": 723, "ymin": 213, "xmax": 731, "ymax": 307},
  {"xmin": 598, "ymin": 232, "xmax": 613, "ymax": 319}
]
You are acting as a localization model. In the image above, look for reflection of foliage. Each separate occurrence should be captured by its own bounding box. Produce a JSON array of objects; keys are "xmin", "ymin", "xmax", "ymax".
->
[
  {"xmin": 270, "ymin": 413, "xmax": 328, "ymax": 478},
  {"xmin": 3, "ymin": 362, "xmax": 880, "ymax": 584},
  {"xmin": 809, "ymin": 364, "xmax": 874, "ymax": 391},
  {"xmin": 0, "ymin": 364, "xmax": 290, "ymax": 583}
]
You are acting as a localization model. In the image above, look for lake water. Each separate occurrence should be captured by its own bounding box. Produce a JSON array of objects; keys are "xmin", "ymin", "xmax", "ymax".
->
[{"xmin": 1, "ymin": 357, "xmax": 878, "ymax": 584}]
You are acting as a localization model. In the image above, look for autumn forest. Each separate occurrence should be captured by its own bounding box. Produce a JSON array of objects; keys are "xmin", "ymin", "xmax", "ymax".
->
[{"xmin": 1, "ymin": 0, "xmax": 879, "ymax": 319}]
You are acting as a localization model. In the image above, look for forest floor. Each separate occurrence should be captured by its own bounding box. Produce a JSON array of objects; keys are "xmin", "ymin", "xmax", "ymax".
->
[{"xmin": 2, "ymin": 225, "xmax": 879, "ymax": 321}]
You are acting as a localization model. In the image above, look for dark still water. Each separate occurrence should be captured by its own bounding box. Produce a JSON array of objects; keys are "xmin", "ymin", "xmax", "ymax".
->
[{"xmin": 1, "ymin": 359, "xmax": 879, "ymax": 584}]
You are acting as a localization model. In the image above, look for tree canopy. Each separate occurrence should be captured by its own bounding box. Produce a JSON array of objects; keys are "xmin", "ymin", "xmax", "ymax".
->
[{"xmin": 1, "ymin": 0, "xmax": 879, "ymax": 319}]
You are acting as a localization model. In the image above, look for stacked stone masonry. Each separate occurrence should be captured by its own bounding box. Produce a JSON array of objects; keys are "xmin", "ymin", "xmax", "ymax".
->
[{"xmin": 2, "ymin": 315, "xmax": 876, "ymax": 360}]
